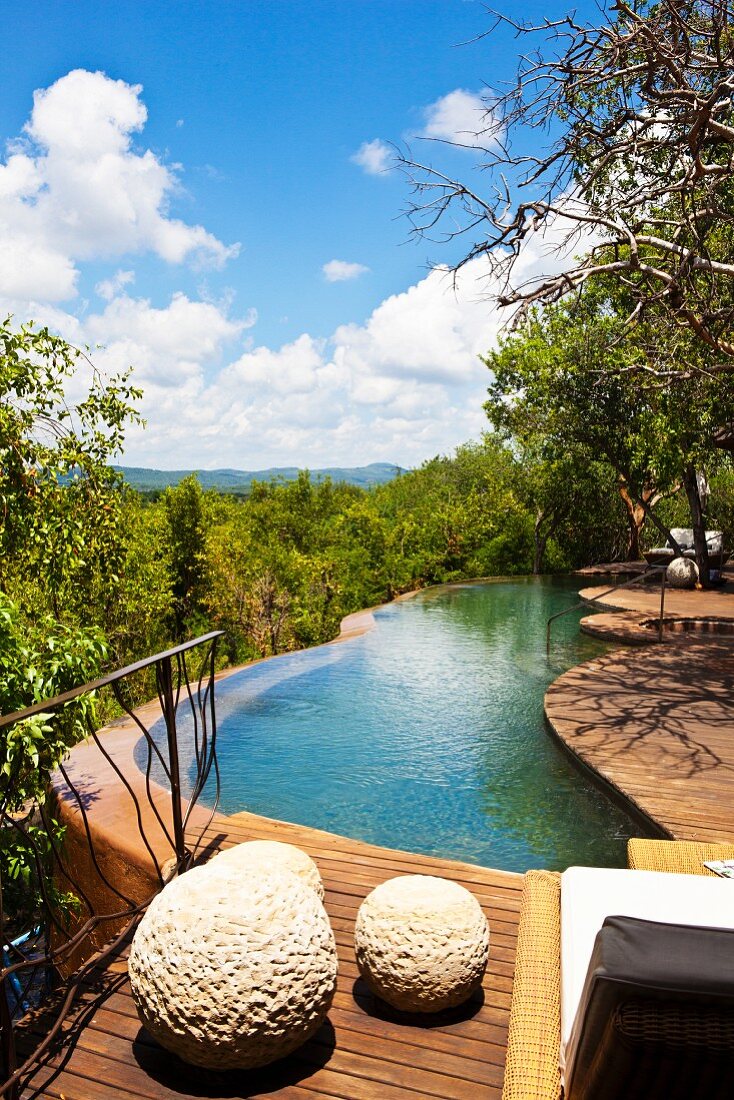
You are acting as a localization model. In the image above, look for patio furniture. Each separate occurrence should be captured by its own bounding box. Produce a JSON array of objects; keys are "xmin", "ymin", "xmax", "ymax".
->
[
  {"xmin": 501, "ymin": 869, "xmax": 561, "ymax": 1100},
  {"xmin": 628, "ymin": 837, "xmax": 734, "ymax": 875},
  {"xmin": 501, "ymin": 846, "xmax": 734, "ymax": 1100},
  {"xmin": 645, "ymin": 528, "xmax": 729, "ymax": 571},
  {"xmin": 129, "ymin": 862, "xmax": 337, "ymax": 1069},
  {"xmin": 354, "ymin": 874, "xmax": 489, "ymax": 1012}
]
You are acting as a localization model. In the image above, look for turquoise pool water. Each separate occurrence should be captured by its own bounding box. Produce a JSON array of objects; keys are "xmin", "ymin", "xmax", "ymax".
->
[{"xmin": 166, "ymin": 577, "xmax": 647, "ymax": 873}]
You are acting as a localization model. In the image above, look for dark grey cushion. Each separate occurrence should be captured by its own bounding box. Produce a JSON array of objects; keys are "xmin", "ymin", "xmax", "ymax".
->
[{"xmin": 566, "ymin": 915, "xmax": 734, "ymax": 1100}]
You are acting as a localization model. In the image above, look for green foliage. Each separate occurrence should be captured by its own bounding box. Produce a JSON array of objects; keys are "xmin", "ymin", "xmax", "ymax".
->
[
  {"xmin": 0, "ymin": 595, "xmax": 107, "ymax": 806},
  {"xmin": 162, "ymin": 475, "xmax": 207, "ymax": 637},
  {"xmin": 0, "ymin": 317, "xmax": 143, "ymax": 622},
  {"xmin": 484, "ymin": 279, "xmax": 734, "ymax": 560},
  {"xmin": 0, "ymin": 318, "xmax": 148, "ymax": 925},
  {"xmin": 0, "ymin": 592, "xmax": 107, "ymax": 926}
]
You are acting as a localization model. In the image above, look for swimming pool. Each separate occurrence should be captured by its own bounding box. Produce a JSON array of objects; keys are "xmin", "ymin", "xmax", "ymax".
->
[{"xmin": 146, "ymin": 578, "xmax": 647, "ymax": 872}]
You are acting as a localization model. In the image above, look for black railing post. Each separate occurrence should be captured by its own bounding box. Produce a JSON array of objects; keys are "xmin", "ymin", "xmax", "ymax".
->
[
  {"xmin": 0, "ymin": 874, "xmax": 18, "ymax": 1100},
  {"xmin": 158, "ymin": 654, "xmax": 187, "ymax": 869},
  {"xmin": 658, "ymin": 566, "xmax": 667, "ymax": 644}
]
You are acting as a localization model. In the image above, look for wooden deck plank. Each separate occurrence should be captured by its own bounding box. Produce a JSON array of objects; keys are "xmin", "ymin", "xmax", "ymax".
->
[
  {"xmin": 545, "ymin": 637, "xmax": 734, "ymax": 843},
  {"xmin": 21, "ymin": 813, "xmax": 523, "ymax": 1100}
]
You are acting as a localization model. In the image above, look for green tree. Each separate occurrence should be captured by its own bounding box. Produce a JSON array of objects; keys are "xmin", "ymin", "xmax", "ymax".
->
[
  {"xmin": 1, "ymin": 318, "xmax": 142, "ymax": 622},
  {"xmin": 484, "ymin": 283, "xmax": 734, "ymax": 576},
  {"xmin": 162, "ymin": 475, "xmax": 207, "ymax": 638}
]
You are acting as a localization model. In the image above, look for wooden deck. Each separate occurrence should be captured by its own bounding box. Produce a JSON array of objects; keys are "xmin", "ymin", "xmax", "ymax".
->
[
  {"xmin": 578, "ymin": 577, "xmax": 734, "ymax": 621},
  {"xmin": 19, "ymin": 811, "xmax": 523, "ymax": 1100},
  {"xmin": 17, "ymin": 577, "xmax": 734, "ymax": 1099},
  {"xmin": 546, "ymin": 637, "xmax": 734, "ymax": 843}
]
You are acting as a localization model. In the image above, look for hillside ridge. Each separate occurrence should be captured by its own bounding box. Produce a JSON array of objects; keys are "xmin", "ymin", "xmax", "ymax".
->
[{"xmin": 115, "ymin": 462, "xmax": 405, "ymax": 492}]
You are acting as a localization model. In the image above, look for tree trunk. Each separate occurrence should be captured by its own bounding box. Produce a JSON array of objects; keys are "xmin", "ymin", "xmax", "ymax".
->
[
  {"xmin": 683, "ymin": 465, "xmax": 710, "ymax": 586},
  {"xmin": 618, "ymin": 482, "xmax": 645, "ymax": 560},
  {"xmin": 533, "ymin": 512, "xmax": 546, "ymax": 574}
]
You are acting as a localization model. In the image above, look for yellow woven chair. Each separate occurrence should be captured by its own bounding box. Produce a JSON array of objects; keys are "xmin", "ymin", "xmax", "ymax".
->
[
  {"xmin": 502, "ymin": 870, "xmax": 562, "ymax": 1100},
  {"xmin": 627, "ymin": 837, "xmax": 734, "ymax": 875},
  {"xmin": 502, "ymin": 841, "xmax": 734, "ymax": 1099}
]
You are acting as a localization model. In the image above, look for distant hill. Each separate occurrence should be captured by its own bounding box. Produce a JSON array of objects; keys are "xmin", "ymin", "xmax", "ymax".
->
[{"xmin": 114, "ymin": 462, "xmax": 405, "ymax": 493}]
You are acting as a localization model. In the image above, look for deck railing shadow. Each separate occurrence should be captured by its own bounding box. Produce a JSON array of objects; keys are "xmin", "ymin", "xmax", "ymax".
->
[{"xmin": 0, "ymin": 631, "xmax": 224, "ymax": 1100}]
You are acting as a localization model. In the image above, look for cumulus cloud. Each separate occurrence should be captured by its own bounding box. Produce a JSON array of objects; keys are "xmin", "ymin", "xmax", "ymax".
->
[
  {"xmin": 0, "ymin": 68, "xmax": 592, "ymax": 471},
  {"xmin": 0, "ymin": 69, "xmax": 238, "ymax": 302},
  {"xmin": 351, "ymin": 139, "xmax": 392, "ymax": 175},
  {"xmin": 95, "ymin": 269, "xmax": 135, "ymax": 301},
  {"xmin": 113, "ymin": 213, "xmax": 590, "ymax": 469},
  {"xmin": 108, "ymin": 260, "xmax": 504, "ymax": 469},
  {"xmin": 420, "ymin": 88, "xmax": 495, "ymax": 150},
  {"xmin": 322, "ymin": 259, "xmax": 370, "ymax": 283},
  {"xmin": 0, "ymin": 209, "xmax": 590, "ymax": 471},
  {"xmin": 86, "ymin": 292, "xmax": 254, "ymax": 388}
]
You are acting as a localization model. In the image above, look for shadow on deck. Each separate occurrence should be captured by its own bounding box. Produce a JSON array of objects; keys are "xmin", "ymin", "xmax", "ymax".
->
[{"xmin": 18, "ymin": 812, "xmax": 523, "ymax": 1100}]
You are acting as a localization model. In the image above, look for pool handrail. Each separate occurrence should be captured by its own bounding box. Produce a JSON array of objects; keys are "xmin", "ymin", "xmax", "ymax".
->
[{"xmin": 546, "ymin": 566, "xmax": 667, "ymax": 654}]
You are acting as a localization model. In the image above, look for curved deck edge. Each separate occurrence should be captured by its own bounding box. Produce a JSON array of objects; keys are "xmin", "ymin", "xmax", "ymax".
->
[{"xmin": 544, "ymin": 638, "xmax": 734, "ymax": 845}]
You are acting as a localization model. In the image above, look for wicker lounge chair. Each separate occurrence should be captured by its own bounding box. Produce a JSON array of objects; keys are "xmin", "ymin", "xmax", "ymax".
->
[
  {"xmin": 501, "ymin": 842, "xmax": 734, "ymax": 1100},
  {"xmin": 644, "ymin": 528, "xmax": 729, "ymax": 571}
]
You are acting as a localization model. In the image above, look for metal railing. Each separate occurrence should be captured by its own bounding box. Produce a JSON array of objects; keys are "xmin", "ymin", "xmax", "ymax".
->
[
  {"xmin": 546, "ymin": 566, "xmax": 668, "ymax": 653},
  {"xmin": 0, "ymin": 631, "xmax": 224, "ymax": 1099}
]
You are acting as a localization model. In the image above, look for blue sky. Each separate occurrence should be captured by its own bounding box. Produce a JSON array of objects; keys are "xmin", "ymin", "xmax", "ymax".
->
[{"xmin": 1, "ymin": 0, "xmax": 589, "ymax": 470}]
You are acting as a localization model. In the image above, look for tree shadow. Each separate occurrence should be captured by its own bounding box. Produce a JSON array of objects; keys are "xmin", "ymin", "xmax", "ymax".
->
[{"xmin": 546, "ymin": 638, "xmax": 734, "ymax": 787}]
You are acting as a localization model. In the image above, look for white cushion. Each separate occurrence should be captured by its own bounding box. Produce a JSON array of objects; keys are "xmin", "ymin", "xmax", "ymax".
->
[
  {"xmin": 668, "ymin": 527, "xmax": 694, "ymax": 550},
  {"xmin": 560, "ymin": 867, "xmax": 734, "ymax": 1085}
]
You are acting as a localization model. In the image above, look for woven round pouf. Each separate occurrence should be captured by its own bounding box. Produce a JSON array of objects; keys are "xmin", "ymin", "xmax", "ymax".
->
[
  {"xmin": 205, "ymin": 840, "xmax": 324, "ymax": 899},
  {"xmin": 354, "ymin": 874, "xmax": 489, "ymax": 1013},
  {"xmin": 129, "ymin": 865, "xmax": 337, "ymax": 1069}
]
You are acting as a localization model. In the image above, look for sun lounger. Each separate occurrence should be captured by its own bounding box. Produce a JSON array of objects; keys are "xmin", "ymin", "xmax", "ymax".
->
[
  {"xmin": 502, "ymin": 843, "xmax": 734, "ymax": 1100},
  {"xmin": 644, "ymin": 528, "xmax": 729, "ymax": 570}
]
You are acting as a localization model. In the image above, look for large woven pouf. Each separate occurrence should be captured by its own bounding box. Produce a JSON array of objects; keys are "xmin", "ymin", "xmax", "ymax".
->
[
  {"xmin": 129, "ymin": 864, "xmax": 337, "ymax": 1069},
  {"xmin": 205, "ymin": 840, "xmax": 324, "ymax": 899},
  {"xmin": 354, "ymin": 874, "xmax": 489, "ymax": 1013}
]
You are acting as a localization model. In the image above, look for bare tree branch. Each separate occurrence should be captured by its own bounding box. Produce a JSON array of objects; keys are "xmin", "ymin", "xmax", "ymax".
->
[{"xmin": 398, "ymin": 0, "xmax": 734, "ymax": 371}]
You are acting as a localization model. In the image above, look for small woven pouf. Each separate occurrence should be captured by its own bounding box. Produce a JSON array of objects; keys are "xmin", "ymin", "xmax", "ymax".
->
[
  {"xmin": 205, "ymin": 840, "xmax": 324, "ymax": 899},
  {"xmin": 354, "ymin": 874, "xmax": 489, "ymax": 1013},
  {"xmin": 129, "ymin": 865, "xmax": 337, "ymax": 1069}
]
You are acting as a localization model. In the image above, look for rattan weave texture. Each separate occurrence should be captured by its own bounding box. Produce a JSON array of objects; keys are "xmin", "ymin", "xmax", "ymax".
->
[
  {"xmin": 627, "ymin": 838, "xmax": 734, "ymax": 875},
  {"xmin": 501, "ymin": 870, "xmax": 562, "ymax": 1100}
]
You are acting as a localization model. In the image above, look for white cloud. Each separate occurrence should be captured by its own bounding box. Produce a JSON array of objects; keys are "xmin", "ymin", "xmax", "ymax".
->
[
  {"xmin": 322, "ymin": 259, "xmax": 370, "ymax": 282},
  {"xmin": 0, "ymin": 66, "xmax": 593, "ymax": 472},
  {"xmin": 420, "ymin": 88, "xmax": 495, "ymax": 150},
  {"xmin": 351, "ymin": 139, "xmax": 392, "ymax": 176},
  {"xmin": 0, "ymin": 210, "xmax": 589, "ymax": 471},
  {"xmin": 95, "ymin": 269, "xmax": 135, "ymax": 301},
  {"xmin": 85, "ymin": 292, "xmax": 254, "ymax": 388},
  {"xmin": 0, "ymin": 69, "xmax": 239, "ymax": 302},
  {"xmin": 109, "ymin": 260, "xmax": 505, "ymax": 468}
]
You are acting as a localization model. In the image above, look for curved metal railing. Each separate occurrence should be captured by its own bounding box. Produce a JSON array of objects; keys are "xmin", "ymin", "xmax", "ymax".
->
[{"xmin": 0, "ymin": 631, "xmax": 224, "ymax": 1099}]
